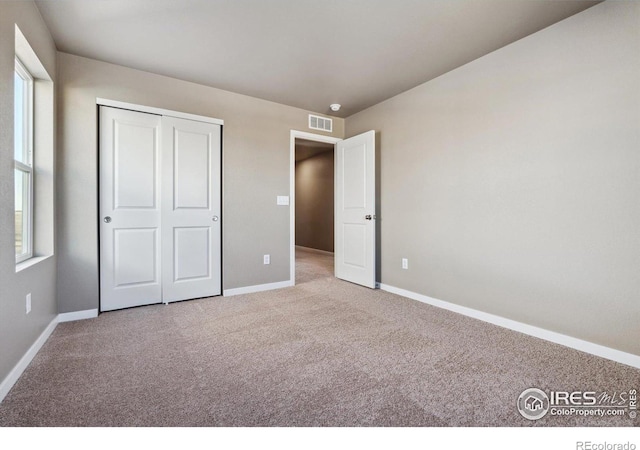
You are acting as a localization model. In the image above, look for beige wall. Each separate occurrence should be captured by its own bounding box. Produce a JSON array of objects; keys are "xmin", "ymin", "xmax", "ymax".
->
[
  {"xmin": 346, "ymin": 1, "xmax": 640, "ymax": 356},
  {"xmin": 0, "ymin": 2, "xmax": 57, "ymax": 386},
  {"xmin": 56, "ymin": 52, "xmax": 344, "ymax": 313},
  {"xmin": 296, "ymin": 149, "xmax": 334, "ymax": 252}
]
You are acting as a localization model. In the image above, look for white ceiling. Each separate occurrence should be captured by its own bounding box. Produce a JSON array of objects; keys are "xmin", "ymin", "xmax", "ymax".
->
[{"xmin": 35, "ymin": 0, "xmax": 598, "ymax": 117}]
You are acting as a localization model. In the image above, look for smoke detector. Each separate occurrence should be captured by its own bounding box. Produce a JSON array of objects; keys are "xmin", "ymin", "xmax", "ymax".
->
[{"xmin": 329, "ymin": 104, "xmax": 341, "ymax": 112}]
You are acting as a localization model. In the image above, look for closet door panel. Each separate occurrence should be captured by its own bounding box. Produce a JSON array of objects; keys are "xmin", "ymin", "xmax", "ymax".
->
[
  {"xmin": 161, "ymin": 116, "xmax": 222, "ymax": 302},
  {"xmin": 99, "ymin": 106, "xmax": 162, "ymax": 311},
  {"xmin": 99, "ymin": 106, "xmax": 222, "ymax": 311}
]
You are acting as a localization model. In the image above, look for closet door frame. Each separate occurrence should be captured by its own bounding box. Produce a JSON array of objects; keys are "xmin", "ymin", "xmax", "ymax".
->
[
  {"xmin": 97, "ymin": 99, "xmax": 224, "ymax": 127},
  {"xmin": 97, "ymin": 98, "xmax": 224, "ymax": 312}
]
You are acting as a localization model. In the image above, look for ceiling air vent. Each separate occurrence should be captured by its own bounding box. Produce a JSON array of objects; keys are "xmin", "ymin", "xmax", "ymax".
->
[{"xmin": 308, "ymin": 114, "xmax": 333, "ymax": 132}]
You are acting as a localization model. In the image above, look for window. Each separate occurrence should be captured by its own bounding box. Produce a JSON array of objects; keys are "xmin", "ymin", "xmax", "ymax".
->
[{"xmin": 14, "ymin": 57, "xmax": 34, "ymax": 263}]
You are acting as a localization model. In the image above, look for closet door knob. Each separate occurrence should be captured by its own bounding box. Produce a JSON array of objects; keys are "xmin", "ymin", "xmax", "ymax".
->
[
  {"xmin": 104, "ymin": 216, "xmax": 112, "ymax": 223},
  {"xmin": 212, "ymin": 216, "xmax": 219, "ymax": 222}
]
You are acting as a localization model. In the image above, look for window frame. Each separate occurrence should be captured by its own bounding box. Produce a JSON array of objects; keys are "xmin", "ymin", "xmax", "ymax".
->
[{"xmin": 15, "ymin": 56, "xmax": 34, "ymax": 264}]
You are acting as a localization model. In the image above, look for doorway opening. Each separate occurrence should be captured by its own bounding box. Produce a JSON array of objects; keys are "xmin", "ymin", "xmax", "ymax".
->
[
  {"xmin": 289, "ymin": 131, "xmax": 341, "ymax": 285},
  {"xmin": 295, "ymin": 138, "xmax": 335, "ymax": 283},
  {"xmin": 290, "ymin": 129, "xmax": 377, "ymax": 289}
]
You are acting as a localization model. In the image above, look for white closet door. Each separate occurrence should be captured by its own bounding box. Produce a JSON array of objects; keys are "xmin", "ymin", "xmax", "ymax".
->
[
  {"xmin": 161, "ymin": 116, "xmax": 222, "ymax": 302},
  {"xmin": 99, "ymin": 106, "xmax": 162, "ymax": 311},
  {"xmin": 335, "ymin": 130, "xmax": 376, "ymax": 288}
]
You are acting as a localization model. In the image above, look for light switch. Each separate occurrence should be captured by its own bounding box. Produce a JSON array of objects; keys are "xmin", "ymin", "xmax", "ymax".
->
[{"xmin": 277, "ymin": 196, "xmax": 290, "ymax": 206}]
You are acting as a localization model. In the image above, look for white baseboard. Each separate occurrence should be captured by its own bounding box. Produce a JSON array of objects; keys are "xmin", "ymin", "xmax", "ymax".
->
[
  {"xmin": 380, "ymin": 283, "xmax": 640, "ymax": 370},
  {"xmin": 223, "ymin": 280, "xmax": 294, "ymax": 297},
  {"xmin": 0, "ymin": 308, "xmax": 102, "ymax": 404},
  {"xmin": 58, "ymin": 309, "xmax": 98, "ymax": 323},
  {"xmin": 0, "ymin": 316, "xmax": 58, "ymax": 403},
  {"xmin": 295, "ymin": 245, "xmax": 335, "ymax": 256}
]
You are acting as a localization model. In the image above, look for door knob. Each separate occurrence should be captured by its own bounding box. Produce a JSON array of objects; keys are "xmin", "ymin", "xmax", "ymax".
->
[
  {"xmin": 212, "ymin": 216, "xmax": 219, "ymax": 222},
  {"xmin": 365, "ymin": 215, "xmax": 372, "ymax": 220},
  {"xmin": 104, "ymin": 216, "xmax": 112, "ymax": 223}
]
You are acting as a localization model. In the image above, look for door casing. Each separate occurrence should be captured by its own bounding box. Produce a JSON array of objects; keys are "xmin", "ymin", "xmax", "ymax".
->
[
  {"xmin": 97, "ymin": 98, "xmax": 223, "ymax": 311},
  {"xmin": 289, "ymin": 131, "xmax": 341, "ymax": 284},
  {"xmin": 290, "ymin": 130, "xmax": 378, "ymax": 288}
]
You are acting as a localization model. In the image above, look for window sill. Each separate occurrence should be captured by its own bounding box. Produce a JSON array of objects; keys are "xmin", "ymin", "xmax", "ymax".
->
[{"xmin": 16, "ymin": 255, "xmax": 53, "ymax": 273}]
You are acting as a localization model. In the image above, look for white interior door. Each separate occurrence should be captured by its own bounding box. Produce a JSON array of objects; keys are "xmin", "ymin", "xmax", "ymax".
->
[
  {"xmin": 335, "ymin": 130, "xmax": 376, "ymax": 288},
  {"xmin": 100, "ymin": 106, "xmax": 162, "ymax": 311},
  {"xmin": 161, "ymin": 116, "xmax": 221, "ymax": 302},
  {"xmin": 100, "ymin": 107, "xmax": 222, "ymax": 311}
]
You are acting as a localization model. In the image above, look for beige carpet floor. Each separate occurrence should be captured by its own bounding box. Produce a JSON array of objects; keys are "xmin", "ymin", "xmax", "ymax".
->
[{"xmin": 0, "ymin": 247, "xmax": 638, "ymax": 426}]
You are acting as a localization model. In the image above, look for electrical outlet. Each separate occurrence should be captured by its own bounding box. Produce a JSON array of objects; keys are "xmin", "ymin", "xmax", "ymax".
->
[
  {"xmin": 402, "ymin": 258, "xmax": 408, "ymax": 270},
  {"xmin": 26, "ymin": 293, "xmax": 31, "ymax": 314},
  {"xmin": 264, "ymin": 254, "xmax": 270, "ymax": 265}
]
